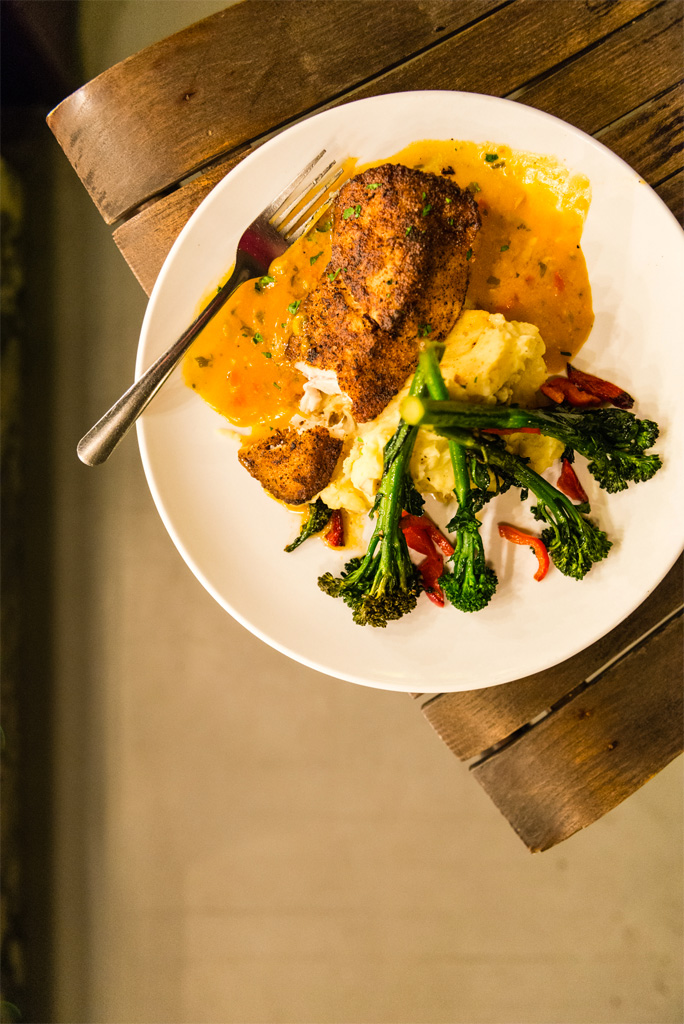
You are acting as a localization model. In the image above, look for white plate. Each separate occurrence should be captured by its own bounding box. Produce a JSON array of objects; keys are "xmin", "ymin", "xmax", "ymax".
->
[{"xmin": 136, "ymin": 91, "xmax": 684, "ymax": 693}]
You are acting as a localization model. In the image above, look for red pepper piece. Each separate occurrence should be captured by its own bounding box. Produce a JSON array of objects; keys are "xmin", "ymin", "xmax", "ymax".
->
[
  {"xmin": 401, "ymin": 512, "xmax": 454, "ymax": 557},
  {"xmin": 498, "ymin": 523, "xmax": 550, "ymax": 581},
  {"xmin": 553, "ymin": 270, "xmax": 565, "ymax": 292},
  {"xmin": 481, "ymin": 427, "xmax": 542, "ymax": 435},
  {"xmin": 566, "ymin": 363, "xmax": 634, "ymax": 409},
  {"xmin": 557, "ymin": 458, "xmax": 589, "ymax": 503},
  {"xmin": 324, "ymin": 509, "xmax": 345, "ymax": 548},
  {"xmin": 400, "ymin": 513, "xmax": 449, "ymax": 606},
  {"xmin": 540, "ymin": 376, "xmax": 603, "ymax": 406}
]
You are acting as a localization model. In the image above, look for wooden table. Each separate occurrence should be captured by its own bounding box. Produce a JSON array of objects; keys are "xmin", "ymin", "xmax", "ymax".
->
[{"xmin": 47, "ymin": 0, "xmax": 683, "ymax": 851}]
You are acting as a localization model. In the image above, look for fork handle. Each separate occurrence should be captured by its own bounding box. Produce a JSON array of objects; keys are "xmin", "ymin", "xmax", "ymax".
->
[{"xmin": 77, "ymin": 262, "xmax": 253, "ymax": 466}]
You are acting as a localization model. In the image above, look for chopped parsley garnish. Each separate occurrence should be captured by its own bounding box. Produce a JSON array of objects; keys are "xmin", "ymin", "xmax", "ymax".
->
[
  {"xmin": 253, "ymin": 332, "xmax": 263, "ymax": 344},
  {"xmin": 310, "ymin": 252, "xmax": 323, "ymax": 265},
  {"xmin": 327, "ymin": 267, "xmax": 347, "ymax": 282},
  {"xmin": 255, "ymin": 275, "xmax": 275, "ymax": 292},
  {"xmin": 262, "ymin": 351, "xmax": 272, "ymax": 359},
  {"xmin": 195, "ymin": 355, "xmax": 212, "ymax": 367},
  {"xmin": 406, "ymin": 225, "xmax": 413, "ymax": 235},
  {"xmin": 418, "ymin": 323, "xmax": 433, "ymax": 337},
  {"xmin": 342, "ymin": 204, "xmax": 362, "ymax": 219},
  {"xmin": 465, "ymin": 248, "xmax": 472, "ymax": 261},
  {"xmin": 467, "ymin": 181, "xmax": 481, "ymax": 193},
  {"xmin": 287, "ymin": 300, "xmax": 301, "ymax": 315},
  {"xmin": 366, "ymin": 183, "xmax": 381, "ymax": 190},
  {"xmin": 500, "ymin": 244, "xmax": 509, "ymax": 252},
  {"xmin": 484, "ymin": 153, "xmax": 499, "ymax": 162},
  {"xmin": 422, "ymin": 204, "xmax": 432, "ymax": 216}
]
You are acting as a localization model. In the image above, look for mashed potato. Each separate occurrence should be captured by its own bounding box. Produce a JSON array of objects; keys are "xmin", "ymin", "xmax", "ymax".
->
[{"xmin": 319, "ymin": 310, "xmax": 564, "ymax": 511}]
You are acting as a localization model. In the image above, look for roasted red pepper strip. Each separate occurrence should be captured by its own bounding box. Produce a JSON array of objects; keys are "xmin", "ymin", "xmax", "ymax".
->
[
  {"xmin": 401, "ymin": 512, "xmax": 454, "ymax": 557},
  {"xmin": 557, "ymin": 458, "xmax": 589, "ymax": 503},
  {"xmin": 566, "ymin": 363, "xmax": 634, "ymax": 409},
  {"xmin": 540, "ymin": 377, "xmax": 602, "ymax": 406},
  {"xmin": 498, "ymin": 523, "xmax": 550, "ymax": 581},
  {"xmin": 324, "ymin": 509, "xmax": 345, "ymax": 548},
  {"xmin": 481, "ymin": 427, "xmax": 542, "ymax": 435},
  {"xmin": 400, "ymin": 513, "xmax": 450, "ymax": 606}
]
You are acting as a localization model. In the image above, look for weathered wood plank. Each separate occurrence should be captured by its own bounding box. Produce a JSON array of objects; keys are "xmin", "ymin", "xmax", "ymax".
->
[
  {"xmin": 112, "ymin": 148, "xmax": 249, "ymax": 293},
  {"xmin": 471, "ymin": 612, "xmax": 684, "ymax": 851},
  {"xmin": 419, "ymin": 555, "xmax": 683, "ymax": 761},
  {"xmin": 515, "ymin": 1, "xmax": 684, "ymax": 136},
  {"xmin": 46, "ymin": 0, "xmax": 506, "ymax": 223},
  {"xmin": 655, "ymin": 168, "xmax": 684, "ymax": 223},
  {"xmin": 347, "ymin": 0, "xmax": 660, "ymax": 103},
  {"xmin": 596, "ymin": 84, "xmax": 684, "ymax": 186}
]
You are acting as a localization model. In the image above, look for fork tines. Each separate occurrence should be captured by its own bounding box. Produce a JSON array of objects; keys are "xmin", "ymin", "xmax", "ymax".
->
[{"xmin": 270, "ymin": 153, "xmax": 347, "ymax": 241}]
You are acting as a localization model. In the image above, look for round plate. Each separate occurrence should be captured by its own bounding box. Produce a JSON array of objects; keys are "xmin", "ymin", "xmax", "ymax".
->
[{"xmin": 136, "ymin": 91, "xmax": 684, "ymax": 693}]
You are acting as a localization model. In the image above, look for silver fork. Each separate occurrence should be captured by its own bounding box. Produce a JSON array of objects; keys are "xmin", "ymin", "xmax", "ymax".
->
[{"xmin": 77, "ymin": 149, "xmax": 344, "ymax": 466}]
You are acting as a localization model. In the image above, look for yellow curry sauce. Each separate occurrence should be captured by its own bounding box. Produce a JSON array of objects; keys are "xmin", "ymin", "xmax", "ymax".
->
[{"xmin": 183, "ymin": 140, "xmax": 594, "ymax": 431}]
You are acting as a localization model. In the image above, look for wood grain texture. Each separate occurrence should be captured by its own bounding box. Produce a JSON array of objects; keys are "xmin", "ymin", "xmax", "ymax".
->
[
  {"xmin": 112, "ymin": 148, "xmax": 249, "ymax": 293},
  {"xmin": 418, "ymin": 556, "xmax": 683, "ymax": 760},
  {"xmin": 596, "ymin": 83, "xmax": 684, "ymax": 186},
  {"xmin": 655, "ymin": 168, "xmax": 684, "ymax": 223},
  {"xmin": 471, "ymin": 612, "xmax": 684, "ymax": 851},
  {"xmin": 515, "ymin": 1, "xmax": 684, "ymax": 137},
  {"xmin": 346, "ymin": 0, "xmax": 660, "ymax": 103},
  {"xmin": 46, "ymin": 0, "xmax": 506, "ymax": 223}
]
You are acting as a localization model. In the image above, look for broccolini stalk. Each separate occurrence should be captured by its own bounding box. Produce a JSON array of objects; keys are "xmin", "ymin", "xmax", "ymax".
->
[
  {"xmin": 419, "ymin": 346, "xmax": 497, "ymax": 611},
  {"xmin": 400, "ymin": 397, "xmax": 662, "ymax": 493},
  {"xmin": 317, "ymin": 367, "xmax": 426, "ymax": 627}
]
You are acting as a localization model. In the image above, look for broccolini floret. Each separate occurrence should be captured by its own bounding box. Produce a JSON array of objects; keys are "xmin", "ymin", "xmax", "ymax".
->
[
  {"xmin": 284, "ymin": 498, "xmax": 333, "ymax": 552},
  {"xmin": 317, "ymin": 372, "xmax": 425, "ymax": 627}
]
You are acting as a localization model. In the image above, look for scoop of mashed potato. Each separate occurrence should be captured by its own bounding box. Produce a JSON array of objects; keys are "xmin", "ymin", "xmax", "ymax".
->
[{"xmin": 319, "ymin": 310, "xmax": 563, "ymax": 511}]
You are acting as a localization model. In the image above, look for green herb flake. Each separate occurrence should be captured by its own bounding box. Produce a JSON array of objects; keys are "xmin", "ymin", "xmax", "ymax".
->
[
  {"xmin": 465, "ymin": 248, "xmax": 472, "ymax": 261},
  {"xmin": 366, "ymin": 183, "xmax": 381, "ymax": 191},
  {"xmin": 310, "ymin": 252, "xmax": 323, "ymax": 265},
  {"xmin": 262, "ymin": 351, "xmax": 272, "ymax": 359},
  {"xmin": 255, "ymin": 275, "xmax": 275, "ymax": 292},
  {"xmin": 500, "ymin": 244, "xmax": 509, "ymax": 252},
  {"xmin": 467, "ymin": 181, "xmax": 481, "ymax": 193},
  {"xmin": 273, "ymin": 381, "xmax": 281, "ymax": 389},
  {"xmin": 253, "ymin": 331, "xmax": 263, "ymax": 344},
  {"xmin": 287, "ymin": 300, "xmax": 301, "ymax": 315},
  {"xmin": 484, "ymin": 153, "xmax": 498, "ymax": 163},
  {"xmin": 406, "ymin": 225, "xmax": 413, "ymax": 235},
  {"xmin": 422, "ymin": 204, "xmax": 432, "ymax": 217},
  {"xmin": 418, "ymin": 323, "xmax": 433, "ymax": 337},
  {"xmin": 445, "ymin": 197, "xmax": 452, "ymax": 204},
  {"xmin": 195, "ymin": 355, "xmax": 212, "ymax": 368}
]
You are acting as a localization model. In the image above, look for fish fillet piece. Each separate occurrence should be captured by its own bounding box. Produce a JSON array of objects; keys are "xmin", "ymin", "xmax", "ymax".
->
[
  {"xmin": 286, "ymin": 276, "xmax": 419, "ymax": 422},
  {"xmin": 238, "ymin": 426, "xmax": 342, "ymax": 505},
  {"xmin": 329, "ymin": 163, "xmax": 480, "ymax": 339}
]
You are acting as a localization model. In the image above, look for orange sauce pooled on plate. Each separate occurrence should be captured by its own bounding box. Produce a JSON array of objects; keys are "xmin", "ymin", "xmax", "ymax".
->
[{"xmin": 184, "ymin": 141, "xmax": 594, "ymax": 429}]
